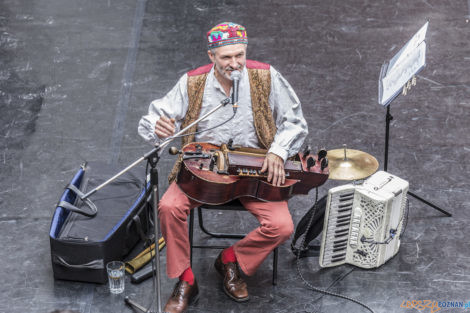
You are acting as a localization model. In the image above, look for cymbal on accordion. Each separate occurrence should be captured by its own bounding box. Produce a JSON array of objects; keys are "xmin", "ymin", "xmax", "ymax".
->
[{"xmin": 327, "ymin": 147, "xmax": 379, "ymax": 180}]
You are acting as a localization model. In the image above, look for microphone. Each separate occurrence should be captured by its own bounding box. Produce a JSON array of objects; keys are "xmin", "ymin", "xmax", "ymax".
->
[{"xmin": 230, "ymin": 70, "xmax": 241, "ymax": 113}]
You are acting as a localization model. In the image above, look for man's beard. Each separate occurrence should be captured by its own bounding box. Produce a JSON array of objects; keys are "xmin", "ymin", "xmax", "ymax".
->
[{"xmin": 215, "ymin": 64, "xmax": 242, "ymax": 80}]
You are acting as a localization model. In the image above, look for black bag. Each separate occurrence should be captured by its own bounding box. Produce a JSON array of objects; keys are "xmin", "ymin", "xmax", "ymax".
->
[
  {"xmin": 291, "ymin": 195, "xmax": 327, "ymax": 258},
  {"xmin": 49, "ymin": 162, "xmax": 151, "ymax": 283}
]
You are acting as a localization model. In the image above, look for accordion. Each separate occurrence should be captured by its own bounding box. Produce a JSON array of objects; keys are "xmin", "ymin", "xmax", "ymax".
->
[{"xmin": 319, "ymin": 171, "xmax": 409, "ymax": 269}]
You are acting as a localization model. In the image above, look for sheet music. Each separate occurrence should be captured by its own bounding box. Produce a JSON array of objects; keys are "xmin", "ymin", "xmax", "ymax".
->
[
  {"xmin": 378, "ymin": 21, "xmax": 428, "ymax": 106},
  {"xmin": 387, "ymin": 22, "xmax": 428, "ymax": 74}
]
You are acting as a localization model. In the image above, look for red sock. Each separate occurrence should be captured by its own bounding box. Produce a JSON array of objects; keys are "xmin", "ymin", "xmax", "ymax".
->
[
  {"xmin": 179, "ymin": 267, "xmax": 194, "ymax": 285},
  {"xmin": 221, "ymin": 246, "xmax": 237, "ymax": 264}
]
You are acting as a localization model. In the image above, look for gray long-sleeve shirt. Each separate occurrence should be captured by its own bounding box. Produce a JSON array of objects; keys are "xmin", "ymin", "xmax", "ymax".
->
[{"xmin": 138, "ymin": 64, "xmax": 308, "ymax": 162}]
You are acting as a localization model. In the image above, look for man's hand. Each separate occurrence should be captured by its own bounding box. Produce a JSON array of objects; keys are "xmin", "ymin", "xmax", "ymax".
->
[
  {"xmin": 154, "ymin": 116, "xmax": 176, "ymax": 139},
  {"xmin": 260, "ymin": 152, "xmax": 285, "ymax": 187}
]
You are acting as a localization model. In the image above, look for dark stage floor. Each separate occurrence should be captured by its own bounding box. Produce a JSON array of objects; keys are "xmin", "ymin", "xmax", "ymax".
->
[{"xmin": 1, "ymin": 1, "xmax": 469, "ymax": 313}]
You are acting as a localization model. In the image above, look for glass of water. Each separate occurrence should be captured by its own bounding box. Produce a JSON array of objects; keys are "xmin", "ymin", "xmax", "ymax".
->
[{"xmin": 106, "ymin": 261, "xmax": 125, "ymax": 294}]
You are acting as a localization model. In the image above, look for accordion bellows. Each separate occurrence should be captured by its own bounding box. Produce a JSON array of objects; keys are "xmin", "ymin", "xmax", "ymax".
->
[{"xmin": 320, "ymin": 171, "xmax": 409, "ymax": 269}]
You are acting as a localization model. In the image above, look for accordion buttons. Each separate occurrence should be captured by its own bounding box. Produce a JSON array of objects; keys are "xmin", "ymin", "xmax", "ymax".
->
[{"xmin": 349, "ymin": 207, "xmax": 362, "ymax": 248}]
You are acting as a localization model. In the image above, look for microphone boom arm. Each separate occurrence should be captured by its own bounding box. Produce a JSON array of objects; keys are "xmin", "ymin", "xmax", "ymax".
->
[{"xmin": 82, "ymin": 96, "xmax": 232, "ymax": 200}]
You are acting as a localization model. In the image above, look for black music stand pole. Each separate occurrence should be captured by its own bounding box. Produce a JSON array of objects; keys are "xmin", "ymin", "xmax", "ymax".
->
[
  {"xmin": 384, "ymin": 105, "xmax": 392, "ymax": 172},
  {"xmin": 383, "ymin": 104, "xmax": 452, "ymax": 217}
]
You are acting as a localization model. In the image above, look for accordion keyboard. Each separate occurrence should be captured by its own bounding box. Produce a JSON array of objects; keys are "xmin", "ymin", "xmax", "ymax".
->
[{"xmin": 321, "ymin": 188, "xmax": 355, "ymax": 266}]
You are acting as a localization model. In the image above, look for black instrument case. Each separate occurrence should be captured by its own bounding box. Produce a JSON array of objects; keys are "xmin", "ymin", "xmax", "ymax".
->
[{"xmin": 49, "ymin": 162, "xmax": 150, "ymax": 283}]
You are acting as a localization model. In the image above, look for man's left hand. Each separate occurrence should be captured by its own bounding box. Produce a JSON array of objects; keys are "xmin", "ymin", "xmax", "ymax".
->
[{"xmin": 260, "ymin": 153, "xmax": 285, "ymax": 187}]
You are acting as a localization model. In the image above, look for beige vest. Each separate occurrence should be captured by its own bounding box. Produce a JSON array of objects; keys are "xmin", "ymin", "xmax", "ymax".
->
[{"xmin": 168, "ymin": 60, "xmax": 277, "ymax": 183}]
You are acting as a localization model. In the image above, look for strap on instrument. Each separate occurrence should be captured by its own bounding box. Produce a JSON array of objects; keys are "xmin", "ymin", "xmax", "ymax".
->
[{"xmin": 291, "ymin": 194, "xmax": 327, "ymax": 257}]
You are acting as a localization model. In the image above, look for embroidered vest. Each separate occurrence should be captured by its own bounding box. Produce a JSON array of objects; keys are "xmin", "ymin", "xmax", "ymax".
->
[{"xmin": 168, "ymin": 60, "xmax": 277, "ymax": 183}]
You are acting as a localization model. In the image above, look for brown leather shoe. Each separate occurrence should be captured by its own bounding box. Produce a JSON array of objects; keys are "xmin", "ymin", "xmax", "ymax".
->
[
  {"xmin": 163, "ymin": 279, "xmax": 199, "ymax": 313},
  {"xmin": 214, "ymin": 252, "xmax": 249, "ymax": 302}
]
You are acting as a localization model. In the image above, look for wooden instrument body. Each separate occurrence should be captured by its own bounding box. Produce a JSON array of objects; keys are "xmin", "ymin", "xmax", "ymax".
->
[{"xmin": 176, "ymin": 142, "xmax": 329, "ymax": 205}]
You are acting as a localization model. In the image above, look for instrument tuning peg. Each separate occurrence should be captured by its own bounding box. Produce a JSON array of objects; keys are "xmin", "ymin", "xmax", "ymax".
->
[
  {"xmin": 317, "ymin": 148, "xmax": 327, "ymax": 160},
  {"xmin": 321, "ymin": 157, "xmax": 328, "ymax": 171},
  {"xmin": 169, "ymin": 147, "xmax": 181, "ymax": 155},
  {"xmin": 302, "ymin": 145, "xmax": 311, "ymax": 159},
  {"xmin": 227, "ymin": 139, "xmax": 235, "ymax": 150},
  {"xmin": 209, "ymin": 157, "xmax": 215, "ymax": 171},
  {"xmin": 306, "ymin": 157, "xmax": 315, "ymax": 170}
]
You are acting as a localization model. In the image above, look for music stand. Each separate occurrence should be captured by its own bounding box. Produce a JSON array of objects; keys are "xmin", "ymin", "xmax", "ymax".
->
[{"xmin": 378, "ymin": 21, "xmax": 451, "ymax": 217}]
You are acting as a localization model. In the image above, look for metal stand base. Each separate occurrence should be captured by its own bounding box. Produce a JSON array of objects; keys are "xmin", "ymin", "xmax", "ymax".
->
[
  {"xmin": 384, "ymin": 105, "xmax": 452, "ymax": 217},
  {"xmin": 125, "ymin": 296, "xmax": 154, "ymax": 313},
  {"xmin": 407, "ymin": 191, "xmax": 451, "ymax": 217}
]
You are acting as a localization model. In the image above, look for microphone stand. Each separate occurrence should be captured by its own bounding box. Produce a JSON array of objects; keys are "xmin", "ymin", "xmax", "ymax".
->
[{"xmin": 82, "ymin": 97, "xmax": 232, "ymax": 313}]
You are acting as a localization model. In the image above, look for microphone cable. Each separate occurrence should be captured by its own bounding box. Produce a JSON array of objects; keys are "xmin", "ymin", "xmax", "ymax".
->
[{"xmin": 295, "ymin": 188, "xmax": 376, "ymax": 313}]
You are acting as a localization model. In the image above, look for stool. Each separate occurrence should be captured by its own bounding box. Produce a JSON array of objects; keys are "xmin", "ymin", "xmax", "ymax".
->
[{"xmin": 188, "ymin": 199, "xmax": 278, "ymax": 285}]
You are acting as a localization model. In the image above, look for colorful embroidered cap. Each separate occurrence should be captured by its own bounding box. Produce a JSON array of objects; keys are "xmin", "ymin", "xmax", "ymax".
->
[{"xmin": 207, "ymin": 22, "xmax": 248, "ymax": 49}]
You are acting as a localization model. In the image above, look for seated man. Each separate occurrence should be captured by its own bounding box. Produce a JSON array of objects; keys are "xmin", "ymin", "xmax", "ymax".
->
[{"xmin": 138, "ymin": 22, "xmax": 308, "ymax": 313}]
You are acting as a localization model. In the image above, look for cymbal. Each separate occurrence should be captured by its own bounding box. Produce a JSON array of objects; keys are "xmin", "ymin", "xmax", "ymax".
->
[{"xmin": 327, "ymin": 147, "xmax": 379, "ymax": 180}]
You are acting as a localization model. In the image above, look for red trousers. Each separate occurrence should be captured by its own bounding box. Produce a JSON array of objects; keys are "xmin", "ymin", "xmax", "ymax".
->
[{"xmin": 158, "ymin": 182, "xmax": 294, "ymax": 278}]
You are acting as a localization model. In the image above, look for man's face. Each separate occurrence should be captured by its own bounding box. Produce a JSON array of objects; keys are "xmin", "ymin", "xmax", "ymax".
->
[{"xmin": 208, "ymin": 43, "xmax": 247, "ymax": 81}]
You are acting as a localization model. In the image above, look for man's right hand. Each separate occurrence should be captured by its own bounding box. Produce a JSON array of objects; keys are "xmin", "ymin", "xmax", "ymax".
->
[{"xmin": 154, "ymin": 116, "xmax": 176, "ymax": 139}]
